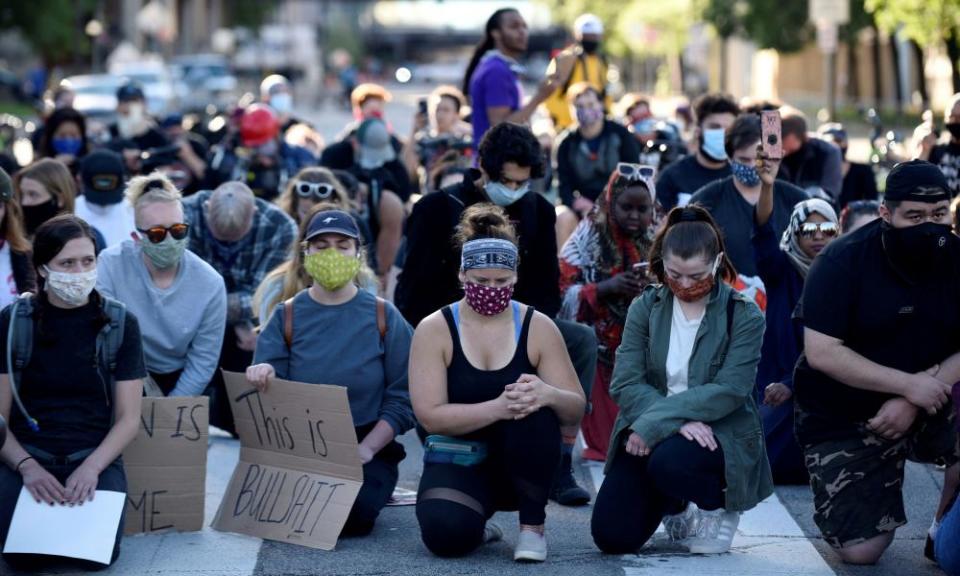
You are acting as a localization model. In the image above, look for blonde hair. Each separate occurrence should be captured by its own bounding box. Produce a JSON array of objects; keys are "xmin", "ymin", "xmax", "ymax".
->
[
  {"xmin": 13, "ymin": 158, "xmax": 76, "ymax": 214},
  {"xmin": 253, "ymin": 202, "xmax": 377, "ymax": 324},
  {"xmin": 278, "ymin": 167, "xmax": 350, "ymax": 225},
  {"xmin": 126, "ymin": 172, "xmax": 182, "ymax": 227}
]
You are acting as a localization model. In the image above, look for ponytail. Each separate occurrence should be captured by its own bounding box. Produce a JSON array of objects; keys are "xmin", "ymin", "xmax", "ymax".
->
[
  {"xmin": 463, "ymin": 9, "xmax": 516, "ymax": 97},
  {"xmin": 649, "ymin": 205, "xmax": 737, "ymax": 284}
]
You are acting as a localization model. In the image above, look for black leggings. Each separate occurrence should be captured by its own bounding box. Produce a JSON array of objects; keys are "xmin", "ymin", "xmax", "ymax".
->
[
  {"xmin": 342, "ymin": 425, "xmax": 406, "ymax": 537},
  {"xmin": 416, "ymin": 408, "xmax": 561, "ymax": 557},
  {"xmin": 592, "ymin": 434, "xmax": 726, "ymax": 554}
]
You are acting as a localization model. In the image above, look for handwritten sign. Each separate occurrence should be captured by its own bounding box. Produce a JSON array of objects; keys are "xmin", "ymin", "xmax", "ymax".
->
[
  {"xmin": 123, "ymin": 397, "xmax": 209, "ymax": 534},
  {"xmin": 213, "ymin": 371, "xmax": 363, "ymax": 550}
]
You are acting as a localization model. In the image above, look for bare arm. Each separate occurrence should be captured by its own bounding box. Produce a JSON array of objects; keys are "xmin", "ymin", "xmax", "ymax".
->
[
  {"xmin": 409, "ymin": 313, "xmax": 512, "ymax": 436},
  {"xmin": 755, "ymin": 150, "xmax": 780, "ymax": 226},
  {"xmin": 79, "ymin": 379, "xmax": 143, "ymax": 474},
  {"xmin": 376, "ymin": 190, "xmax": 405, "ymax": 281}
]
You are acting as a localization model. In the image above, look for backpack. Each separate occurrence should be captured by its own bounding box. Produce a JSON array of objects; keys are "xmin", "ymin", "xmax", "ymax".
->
[
  {"xmin": 282, "ymin": 295, "xmax": 388, "ymax": 349},
  {"xmin": 7, "ymin": 294, "xmax": 126, "ymax": 428}
]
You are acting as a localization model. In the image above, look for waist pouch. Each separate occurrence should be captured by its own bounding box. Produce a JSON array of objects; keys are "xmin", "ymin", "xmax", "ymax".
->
[{"xmin": 423, "ymin": 435, "xmax": 487, "ymax": 467}]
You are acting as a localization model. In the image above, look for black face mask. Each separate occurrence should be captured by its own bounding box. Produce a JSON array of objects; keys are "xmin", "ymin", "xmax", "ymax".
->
[
  {"xmin": 882, "ymin": 220, "xmax": 955, "ymax": 281},
  {"xmin": 580, "ymin": 40, "xmax": 600, "ymax": 54},
  {"xmin": 86, "ymin": 189, "xmax": 124, "ymax": 207},
  {"xmin": 246, "ymin": 159, "xmax": 283, "ymax": 201},
  {"xmin": 946, "ymin": 122, "xmax": 960, "ymax": 141},
  {"xmin": 22, "ymin": 200, "xmax": 59, "ymax": 236}
]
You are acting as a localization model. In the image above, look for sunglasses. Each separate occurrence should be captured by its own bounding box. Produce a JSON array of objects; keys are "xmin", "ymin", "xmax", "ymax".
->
[
  {"xmin": 295, "ymin": 181, "xmax": 336, "ymax": 200},
  {"xmin": 798, "ymin": 222, "xmax": 839, "ymax": 238},
  {"xmin": 138, "ymin": 223, "xmax": 190, "ymax": 244},
  {"xmin": 616, "ymin": 163, "xmax": 656, "ymax": 181}
]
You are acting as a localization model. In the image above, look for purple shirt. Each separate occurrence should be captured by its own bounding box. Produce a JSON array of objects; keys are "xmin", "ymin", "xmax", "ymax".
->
[{"xmin": 469, "ymin": 53, "xmax": 523, "ymax": 151}]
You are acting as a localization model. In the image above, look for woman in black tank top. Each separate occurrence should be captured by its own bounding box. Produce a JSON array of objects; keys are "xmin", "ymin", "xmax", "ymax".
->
[{"xmin": 409, "ymin": 204, "xmax": 585, "ymax": 563}]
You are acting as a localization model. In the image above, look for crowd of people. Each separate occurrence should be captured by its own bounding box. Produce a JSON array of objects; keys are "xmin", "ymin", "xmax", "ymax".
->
[{"xmin": 0, "ymin": 6, "xmax": 956, "ymax": 574}]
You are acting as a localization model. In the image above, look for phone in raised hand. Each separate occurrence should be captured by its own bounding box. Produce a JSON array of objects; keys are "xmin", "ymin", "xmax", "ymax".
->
[{"xmin": 761, "ymin": 110, "xmax": 782, "ymax": 159}]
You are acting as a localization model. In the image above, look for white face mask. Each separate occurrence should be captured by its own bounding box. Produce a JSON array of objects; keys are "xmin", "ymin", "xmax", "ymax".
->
[
  {"xmin": 118, "ymin": 103, "xmax": 146, "ymax": 139},
  {"xmin": 43, "ymin": 266, "xmax": 97, "ymax": 306}
]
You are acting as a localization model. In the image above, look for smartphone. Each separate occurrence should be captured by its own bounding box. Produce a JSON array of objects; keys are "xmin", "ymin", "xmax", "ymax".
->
[
  {"xmin": 761, "ymin": 110, "xmax": 782, "ymax": 159},
  {"xmin": 417, "ymin": 98, "xmax": 428, "ymax": 116}
]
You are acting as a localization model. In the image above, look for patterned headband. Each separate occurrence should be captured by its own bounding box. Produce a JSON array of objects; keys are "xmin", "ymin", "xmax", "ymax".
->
[{"xmin": 461, "ymin": 238, "xmax": 518, "ymax": 271}]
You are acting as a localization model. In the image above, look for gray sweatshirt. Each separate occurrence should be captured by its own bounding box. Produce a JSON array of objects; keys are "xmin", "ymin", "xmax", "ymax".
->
[
  {"xmin": 97, "ymin": 241, "xmax": 227, "ymax": 396},
  {"xmin": 254, "ymin": 289, "xmax": 415, "ymax": 435}
]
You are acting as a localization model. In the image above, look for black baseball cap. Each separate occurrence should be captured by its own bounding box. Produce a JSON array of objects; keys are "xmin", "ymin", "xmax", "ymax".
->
[
  {"xmin": 304, "ymin": 210, "xmax": 360, "ymax": 241},
  {"xmin": 116, "ymin": 81, "xmax": 146, "ymax": 102},
  {"xmin": 885, "ymin": 160, "xmax": 950, "ymax": 203},
  {"xmin": 79, "ymin": 150, "xmax": 125, "ymax": 204}
]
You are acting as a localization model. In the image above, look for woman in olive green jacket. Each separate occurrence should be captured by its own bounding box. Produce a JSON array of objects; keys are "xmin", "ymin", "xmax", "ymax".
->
[{"xmin": 592, "ymin": 206, "xmax": 773, "ymax": 556}]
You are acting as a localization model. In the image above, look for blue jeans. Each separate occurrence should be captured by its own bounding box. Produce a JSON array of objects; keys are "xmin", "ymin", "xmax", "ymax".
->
[{"xmin": 937, "ymin": 490, "xmax": 960, "ymax": 576}]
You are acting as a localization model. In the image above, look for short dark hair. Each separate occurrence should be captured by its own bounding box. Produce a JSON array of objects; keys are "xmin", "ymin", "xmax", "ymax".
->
[
  {"xmin": 693, "ymin": 93, "xmax": 740, "ymax": 127},
  {"xmin": 724, "ymin": 114, "xmax": 761, "ymax": 158},
  {"xmin": 478, "ymin": 122, "xmax": 544, "ymax": 182},
  {"xmin": 840, "ymin": 200, "xmax": 881, "ymax": 233},
  {"xmin": 781, "ymin": 108, "xmax": 807, "ymax": 140}
]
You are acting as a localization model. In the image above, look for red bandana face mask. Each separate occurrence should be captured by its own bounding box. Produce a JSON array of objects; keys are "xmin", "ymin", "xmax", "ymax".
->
[
  {"xmin": 665, "ymin": 254, "xmax": 721, "ymax": 303},
  {"xmin": 464, "ymin": 282, "xmax": 514, "ymax": 316}
]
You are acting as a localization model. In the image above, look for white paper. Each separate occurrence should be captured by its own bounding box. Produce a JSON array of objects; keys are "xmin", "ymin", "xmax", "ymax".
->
[{"xmin": 4, "ymin": 488, "xmax": 125, "ymax": 564}]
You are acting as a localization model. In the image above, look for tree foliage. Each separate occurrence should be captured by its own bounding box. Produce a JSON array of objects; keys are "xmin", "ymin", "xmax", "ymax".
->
[
  {"xmin": 0, "ymin": 0, "xmax": 98, "ymax": 66},
  {"xmin": 866, "ymin": 0, "xmax": 960, "ymax": 48}
]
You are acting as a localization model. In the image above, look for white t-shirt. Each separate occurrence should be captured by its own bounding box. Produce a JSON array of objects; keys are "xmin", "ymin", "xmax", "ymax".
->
[
  {"xmin": 666, "ymin": 298, "xmax": 703, "ymax": 397},
  {"xmin": 74, "ymin": 197, "xmax": 137, "ymax": 248},
  {"xmin": 0, "ymin": 243, "xmax": 17, "ymax": 309}
]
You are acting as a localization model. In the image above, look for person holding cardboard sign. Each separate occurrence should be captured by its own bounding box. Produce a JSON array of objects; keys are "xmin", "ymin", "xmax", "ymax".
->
[
  {"xmin": 246, "ymin": 208, "xmax": 415, "ymax": 537},
  {"xmin": 409, "ymin": 204, "xmax": 586, "ymax": 563},
  {"xmin": 0, "ymin": 215, "xmax": 146, "ymax": 569}
]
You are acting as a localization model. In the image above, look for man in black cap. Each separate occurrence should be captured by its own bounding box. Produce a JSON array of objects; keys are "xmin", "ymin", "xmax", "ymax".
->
[
  {"xmin": 76, "ymin": 149, "xmax": 137, "ymax": 248},
  {"xmin": 794, "ymin": 160, "xmax": 960, "ymax": 565},
  {"xmin": 108, "ymin": 81, "xmax": 170, "ymax": 173}
]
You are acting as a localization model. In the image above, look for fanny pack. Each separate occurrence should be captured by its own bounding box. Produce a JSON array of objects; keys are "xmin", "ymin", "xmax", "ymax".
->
[{"xmin": 423, "ymin": 435, "xmax": 487, "ymax": 467}]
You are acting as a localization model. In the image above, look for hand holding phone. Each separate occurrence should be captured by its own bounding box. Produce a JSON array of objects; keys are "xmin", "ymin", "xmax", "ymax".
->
[{"xmin": 761, "ymin": 110, "xmax": 782, "ymax": 160}]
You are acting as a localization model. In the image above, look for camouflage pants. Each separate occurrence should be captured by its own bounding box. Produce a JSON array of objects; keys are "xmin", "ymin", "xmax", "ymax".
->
[{"xmin": 798, "ymin": 406, "xmax": 957, "ymax": 549}]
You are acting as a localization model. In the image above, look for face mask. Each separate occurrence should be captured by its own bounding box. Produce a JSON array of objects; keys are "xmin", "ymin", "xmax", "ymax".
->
[
  {"xmin": 246, "ymin": 165, "xmax": 282, "ymax": 198},
  {"xmin": 140, "ymin": 235, "xmax": 188, "ymax": 269},
  {"xmin": 580, "ymin": 39, "xmax": 600, "ymax": 54},
  {"xmin": 87, "ymin": 188, "xmax": 124, "ymax": 207},
  {"xmin": 464, "ymin": 281, "xmax": 514, "ymax": 316},
  {"xmin": 22, "ymin": 200, "xmax": 59, "ymax": 235},
  {"xmin": 43, "ymin": 266, "xmax": 97, "ymax": 306},
  {"xmin": 117, "ymin": 103, "xmax": 146, "ymax": 139},
  {"xmin": 946, "ymin": 122, "xmax": 960, "ymax": 141},
  {"xmin": 882, "ymin": 221, "xmax": 954, "ymax": 279},
  {"xmin": 303, "ymin": 248, "xmax": 361, "ymax": 291},
  {"xmin": 576, "ymin": 106, "xmax": 603, "ymax": 127},
  {"xmin": 731, "ymin": 161, "xmax": 761, "ymax": 187},
  {"xmin": 665, "ymin": 254, "xmax": 721, "ymax": 303},
  {"xmin": 484, "ymin": 180, "xmax": 530, "ymax": 207},
  {"xmin": 52, "ymin": 137, "xmax": 83, "ymax": 156},
  {"xmin": 270, "ymin": 93, "xmax": 293, "ymax": 115},
  {"xmin": 701, "ymin": 128, "xmax": 727, "ymax": 162}
]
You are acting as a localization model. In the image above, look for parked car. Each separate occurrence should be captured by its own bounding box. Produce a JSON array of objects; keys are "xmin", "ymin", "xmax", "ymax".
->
[
  {"xmin": 62, "ymin": 74, "xmax": 126, "ymax": 122},
  {"xmin": 171, "ymin": 54, "xmax": 237, "ymax": 112}
]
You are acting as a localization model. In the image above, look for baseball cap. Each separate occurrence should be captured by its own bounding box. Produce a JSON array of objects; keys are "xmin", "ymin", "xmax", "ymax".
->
[
  {"xmin": 304, "ymin": 210, "xmax": 360, "ymax": 242},
  {"xmin": 884, "ymin": 160, "xmax": 950, "ymax": 204},
  {"xmin": 575, "ymin": 14, "xmax": 604, "ymax": 37},
  {"xmin": 116, "ymin": 81, "xmax": 146, "ymax": 102},
  {"xmin": 79, "ymin": 149, "xmax": 126, "ymax": 206},
  {"xmin": 357, "ymin": 119, "xmax": 396, "ymax": 170}
]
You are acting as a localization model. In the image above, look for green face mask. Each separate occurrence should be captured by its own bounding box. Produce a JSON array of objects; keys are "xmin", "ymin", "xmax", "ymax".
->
[
  {"xmin": 141, "ymin": 235, "xmax": 188, "ymax": 269},
  {"xmin": 303, "ymin": 248, "xmax": 361, "ymax": 291}
]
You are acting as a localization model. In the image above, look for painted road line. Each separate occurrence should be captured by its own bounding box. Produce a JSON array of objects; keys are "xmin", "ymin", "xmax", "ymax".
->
[{"xmin": 110, "ymin": 436, "xmax": 262, "ymax": 576}]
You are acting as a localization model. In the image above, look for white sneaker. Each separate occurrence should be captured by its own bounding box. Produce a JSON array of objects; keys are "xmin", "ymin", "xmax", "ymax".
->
[
  {"xmin": 686, "ymin": 509, "xmax": 739, "ymax": 554},
  {"xmin": 662, "ymin": 502, "xmax": 700, "ymax": 542},
  {"xmin": 483, "ymin": 522, "xmax": 503, "ymax": 544},
  {"xmin": 514, "ymin": 529, "xmax": 547, "ymax": 562}
]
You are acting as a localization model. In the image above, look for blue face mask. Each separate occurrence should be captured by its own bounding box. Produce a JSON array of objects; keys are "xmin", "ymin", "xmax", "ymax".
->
[
  {"xmin": 52, "ymin": 137, "xmax": 83, "ymax": 156},
  {"xmin": 731, "ymin": 161, "xmax": 761, "ymax": 187},
  {"xmin": 484, "ymin": 180, "xmax": 530, "ymax": 207},
  {"xmin": 701, "ymin": 128, "xmax": 727, "ymax": 161}
]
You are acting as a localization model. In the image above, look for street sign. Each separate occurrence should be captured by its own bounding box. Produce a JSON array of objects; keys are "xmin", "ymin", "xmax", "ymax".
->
[
  {"xmin": 809, "ymin": 0, "xmax": 850, "ymax": 25},
  {"xmin": 816, "ymin": 22, "xmax": 839, "ymax": 54}
]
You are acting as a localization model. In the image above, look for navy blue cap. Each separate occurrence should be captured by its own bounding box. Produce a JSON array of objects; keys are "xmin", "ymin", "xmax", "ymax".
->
[
  {"xmin": 160, "ymin": 113, "xmax": 184, "ymax": 129},
  {"xmin": 116, "ymin": 81, "xmax": 145, "ymax": 102},
  {"xmin": 305, "ymin": 210, "xmax": 360, "ymax": 241}
]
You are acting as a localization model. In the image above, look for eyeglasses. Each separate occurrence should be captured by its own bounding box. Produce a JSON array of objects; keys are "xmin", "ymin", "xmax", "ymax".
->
[
  {"xmin": 616, "ymin": 163, "xmax": 656, "ymax": 181},
  {"xmin": 138, "ymin": 223, "xmax": 190, "ymax": 244},
  {"xmin": 798, "ymin": 222, "xmax": 839, "ymax": 238},
  {"xmin": 295, "ymin": 181, "xmax": 336, "ymax": 200}
]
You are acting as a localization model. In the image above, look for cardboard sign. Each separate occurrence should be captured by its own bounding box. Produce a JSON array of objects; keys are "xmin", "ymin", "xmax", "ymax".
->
[
  {"xmin": 213, "ymin": 371, "xmax": 363, "ymax": 551},
  {"xmin": 123, "ymin": 397, "xmax": 209, "ymax": 534}
]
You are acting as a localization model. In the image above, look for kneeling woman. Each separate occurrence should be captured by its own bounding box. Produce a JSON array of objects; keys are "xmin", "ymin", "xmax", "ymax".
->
[
  {"xmin": 246, "ymin": 208, "xmax": 415, "ymax": 537},
  {"xmin": 592, "ymin": 206, "xmax": 772, "ymax": 555},
  {"xmin": 0, "ymin": 215, "xmax": 145, "ymax": 568},
  {"xmin": 410, "ymin": 204, "xmax": 585, "ymax": 563}
]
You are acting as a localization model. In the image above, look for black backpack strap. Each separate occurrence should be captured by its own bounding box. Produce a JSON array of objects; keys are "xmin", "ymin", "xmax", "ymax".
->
[
  {"xmin": 97, "ymin": 297, "xmax": 127, "ymax": 407},
  {"xmin": 9, "ymin": 295, "xmax": 35, "ymax": 394}
]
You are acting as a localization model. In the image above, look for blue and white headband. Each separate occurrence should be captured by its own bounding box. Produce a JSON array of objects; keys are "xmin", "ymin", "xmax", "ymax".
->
[{"xmin": 461, "ymin": 238, "xmax": 518, "ymax": 271}]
